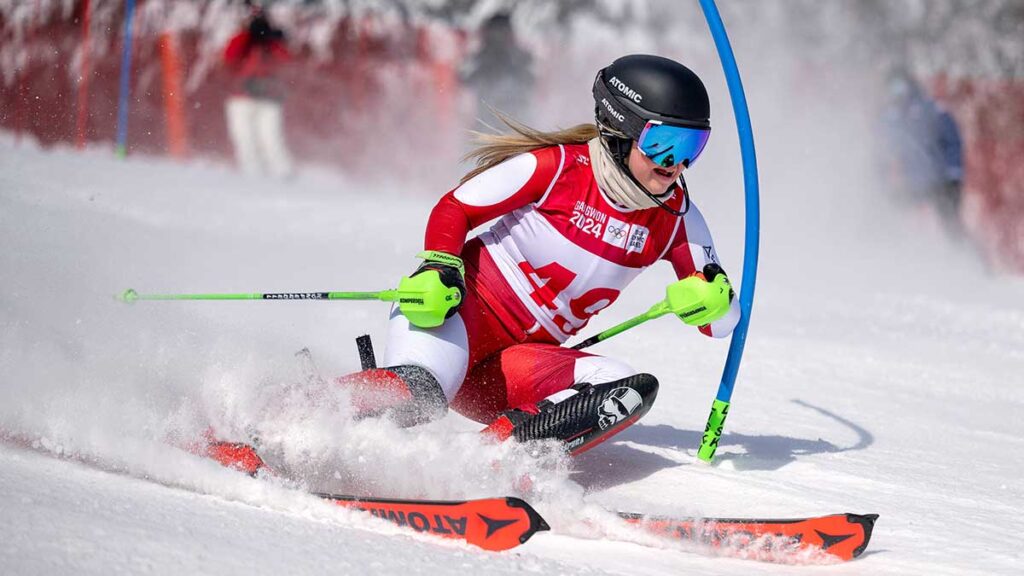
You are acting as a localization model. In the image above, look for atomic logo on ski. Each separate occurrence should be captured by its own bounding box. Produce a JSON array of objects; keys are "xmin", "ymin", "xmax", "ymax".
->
[
  {"xmin": 478, "ymin": 514, "xmax": 518, "ymax": 538},
  {"xmin": 322, "ymin": 495, "xmax": 549, "ymax": 552},
  {"xmin": 815, "ymin": 529, "xmax": 854, "ymax": 550},
  {"xmin": 620, "ymin": 512, "xmax": 878, "ymax": 562}
]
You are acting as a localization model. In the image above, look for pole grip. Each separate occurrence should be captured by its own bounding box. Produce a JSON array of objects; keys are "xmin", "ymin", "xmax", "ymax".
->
[{"xmin": 697, "ymin": 399, "xmax": 730, "ymax": 462}]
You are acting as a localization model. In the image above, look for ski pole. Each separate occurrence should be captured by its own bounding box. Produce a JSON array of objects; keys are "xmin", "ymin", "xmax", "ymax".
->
[
  {"xmin": 115, "ymin": 0, "xmax": 136, "ymax": 157},
  {"xmin": 571, "ymin": 301, "xmax": 669, "ymax": 350},
  {"xmin": 572, "ymin": 277, "xmax": 710, "ymax": 350},
  {"xmin": 697, "ymin": 0, "xmax": 761, "ymax": 463},
  {"xmin": 118, "ymin": 276, "xmax": 461, "ymax": 329},
  {"xmin": 118, "ymin": 288, "xmax": 399, "ymax": 303}
]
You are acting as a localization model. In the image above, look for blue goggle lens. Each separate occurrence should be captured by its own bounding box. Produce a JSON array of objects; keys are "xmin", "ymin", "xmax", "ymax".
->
[{"xmin": 637, "ymin": 122, "xmax": 711, "ymax": 168}]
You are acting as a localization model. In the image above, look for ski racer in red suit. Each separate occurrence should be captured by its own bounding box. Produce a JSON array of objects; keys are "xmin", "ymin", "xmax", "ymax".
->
[
  {"xmin": 207, "ymin": 55, "xmax": 740, "ymax": 474},
  {"xmin": 223, "ymin": 6, "xmax": 293, "ymax": 178},
  {"xmin": 339, "ymin": 54, "xmax": 740, "ymax": 455}
]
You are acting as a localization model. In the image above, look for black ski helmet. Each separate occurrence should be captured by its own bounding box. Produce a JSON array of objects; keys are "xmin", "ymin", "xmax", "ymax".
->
[
  {"xmin": 593, "ymin": 54, "xmax": 711, "ymax": 140},
  {"xmin": 592, "ymin": 55, "xmax": 710, "ymax": 215}
]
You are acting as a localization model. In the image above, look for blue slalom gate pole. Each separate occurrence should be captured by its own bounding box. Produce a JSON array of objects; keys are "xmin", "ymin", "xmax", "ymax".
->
[
  {"xmin": 696, "ymin": 0, "xmax": 761, "ymax": 462},
  {"xmin": 115, "ymin": 0, "xmax": 136, "ymax": 157}
]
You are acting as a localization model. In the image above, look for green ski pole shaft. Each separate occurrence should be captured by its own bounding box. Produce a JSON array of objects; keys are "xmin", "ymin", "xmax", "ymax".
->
[
  {"xmin": 572, "ymin": 301, "xmax": 670, "ymax": 350},
  {"xmin": 571, "ymin": 313, "xmax": 651, "ymax": 350},
  {"xmin": 119, "ymin": 288, "xmax": 398, "ymax": 303}
]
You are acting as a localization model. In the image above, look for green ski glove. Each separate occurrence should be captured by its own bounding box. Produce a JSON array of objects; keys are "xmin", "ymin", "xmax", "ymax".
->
[
  {"xmin": 397, "ymin": 250, "xmax": 466, "ymax": 328},
  {"xmin": 665, "ymin": 264, "xmax": 734, "ymax": 327}
]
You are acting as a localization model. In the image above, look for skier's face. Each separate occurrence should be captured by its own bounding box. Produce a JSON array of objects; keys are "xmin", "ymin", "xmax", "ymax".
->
[{"xmin": 627, "ymin": 146, "xmax": 684, "ymax": 195}]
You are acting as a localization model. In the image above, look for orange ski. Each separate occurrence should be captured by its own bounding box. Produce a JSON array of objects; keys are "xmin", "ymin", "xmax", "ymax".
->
[
  {"xmin": 621, "ymin": 512, "xmax": 878, "ymax": 561},
  {"xmin": 319, "ymin": 495, "xmax": 550, "ymax": 551}
]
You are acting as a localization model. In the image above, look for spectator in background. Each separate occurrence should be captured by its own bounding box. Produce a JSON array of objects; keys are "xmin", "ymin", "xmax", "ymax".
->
[
  {"xmin": 460, "ymin": 12, "xmax": 535, "ymax": 126},
  {"xmin": 224, "ymin": 5, "xmax": 293, "ymax": 179},
  {"xmin": 881, "ymin": 68, "xmax": 966, "ymax": 242}
]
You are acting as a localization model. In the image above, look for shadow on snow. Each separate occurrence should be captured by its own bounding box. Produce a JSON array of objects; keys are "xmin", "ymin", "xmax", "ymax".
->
[{"xmin": 571, "ymin": 399, "xmax": 874, "ymax": 491}]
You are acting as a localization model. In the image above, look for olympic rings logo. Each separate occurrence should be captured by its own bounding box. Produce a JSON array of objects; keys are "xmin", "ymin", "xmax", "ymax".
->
[{"xmin": 606, "ymin": 226, "xmax": 628, "ymax": 239}]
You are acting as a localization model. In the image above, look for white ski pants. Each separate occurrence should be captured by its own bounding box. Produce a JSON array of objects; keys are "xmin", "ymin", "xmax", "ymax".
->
[{"xmin": 225, "ymin": 96, "xmax": 293, "ymax": 179}]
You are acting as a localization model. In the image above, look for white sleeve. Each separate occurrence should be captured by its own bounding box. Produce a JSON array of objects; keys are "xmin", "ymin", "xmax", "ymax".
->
[{"xmin": 678, "ymin": 202, "xmax": 741, "ymax": 339}]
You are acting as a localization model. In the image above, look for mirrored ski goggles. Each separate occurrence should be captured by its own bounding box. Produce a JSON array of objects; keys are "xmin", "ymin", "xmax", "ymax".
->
[{"xmin": 637, "ymin": 121, "xmax": 711, "ymax": 168}]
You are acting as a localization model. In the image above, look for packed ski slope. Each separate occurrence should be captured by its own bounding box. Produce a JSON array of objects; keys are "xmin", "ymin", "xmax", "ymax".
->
[{"xmin": 1, "ymin": 85, "xmax": 1022, "ymax": 574}]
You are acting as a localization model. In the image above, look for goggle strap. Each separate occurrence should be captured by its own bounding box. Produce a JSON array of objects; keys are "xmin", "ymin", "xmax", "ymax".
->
[{"xmin": 593, "ymin": 77, "xmax": 648, "ymax": 137}]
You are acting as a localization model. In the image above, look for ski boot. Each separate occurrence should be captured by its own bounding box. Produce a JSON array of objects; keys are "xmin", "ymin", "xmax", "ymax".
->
[
  {"xmin": 481, "ymin": 373, "xmax": 659, "ymax": 456},
  {"xmin": 192, "ymin": 428, "xmax": 267, "ymax": 477}
]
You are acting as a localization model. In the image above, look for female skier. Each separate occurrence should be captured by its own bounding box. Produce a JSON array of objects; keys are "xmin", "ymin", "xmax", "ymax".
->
[
  {"xmin": 208, "ymin": 54, "xmax": 740, "ymax": 473},
  {"xmin": 338, "ymin": 54, "xmax": 739, "ymax": 453}
]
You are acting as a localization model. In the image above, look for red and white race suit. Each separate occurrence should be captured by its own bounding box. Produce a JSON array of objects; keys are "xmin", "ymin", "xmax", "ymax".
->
[{"xmin": 380, "ymin": 143, "xmax": 740, "ymax": 423}]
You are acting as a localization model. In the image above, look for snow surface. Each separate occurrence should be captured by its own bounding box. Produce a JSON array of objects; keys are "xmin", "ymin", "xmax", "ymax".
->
[{"xmin": 2, "ymin": 50, "xmax": 1024, "ymax": 576}]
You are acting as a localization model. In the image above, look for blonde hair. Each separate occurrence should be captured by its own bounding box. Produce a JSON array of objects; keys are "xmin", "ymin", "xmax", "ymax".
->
[{"xmin": 460, "ymin": 112, "xmax": 599, "ymax": 184}]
